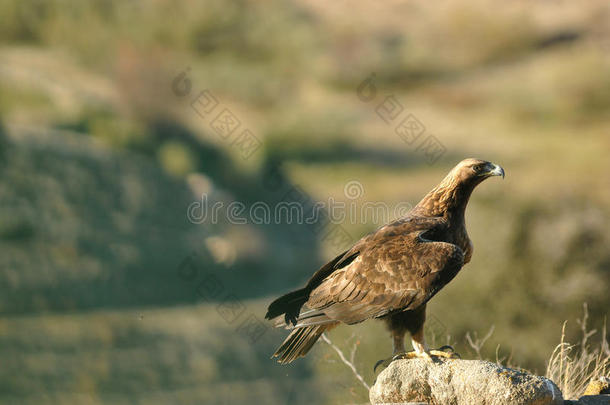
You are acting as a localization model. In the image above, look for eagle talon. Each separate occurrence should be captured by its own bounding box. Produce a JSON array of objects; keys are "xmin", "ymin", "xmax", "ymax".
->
[
  {"xmin": 373, "ymin": 357, "xmax": 392, "ymax": 373},
  {"xmin": 375, "ymin": 349, "xmax": 437, "ymax": 373},
  {"xmin": 429, "ymin": 346, "xmax": 461, "ymax": 359},
  {"xmin": 392, "ymin": 352, "xmax": 407, "ymax": 361},
  {"xmin": 373, "ymin": 351, "xmax": 415, "ymax": 373}
]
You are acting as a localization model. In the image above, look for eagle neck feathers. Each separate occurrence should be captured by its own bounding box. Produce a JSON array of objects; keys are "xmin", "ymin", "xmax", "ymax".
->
[
  {"xmin": 413, "ymin": 177, "xmax": 475, "ymax": 222},
  {"xmin": 411, "ymin": 173, "xmax": 477, "ymax": 263}
]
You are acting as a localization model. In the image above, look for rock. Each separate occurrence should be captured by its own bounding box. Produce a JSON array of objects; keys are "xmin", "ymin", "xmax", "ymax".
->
[
  {"xmin": 584, "ymin": 377, "xmax": 610, "ymax": 396},
  {"xmin": 576, "ymin": 395, "xmax": 610, "ymax": 405},
  {"xmin": 571, "ymin": 377, "xmax": 610, "ymax": 405},
  {"xmin": 369, "ymin": 357, "xmax": 563, "ymax": 405}
]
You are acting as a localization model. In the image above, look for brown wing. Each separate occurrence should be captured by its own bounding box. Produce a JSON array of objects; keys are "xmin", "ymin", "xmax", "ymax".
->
[{"xmin": 305, "ymin": 218, "xmax": 464, "ymax": 325}]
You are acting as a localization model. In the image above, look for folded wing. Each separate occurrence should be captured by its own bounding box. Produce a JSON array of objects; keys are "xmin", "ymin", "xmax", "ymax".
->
[{"xmin": 305, "ymin": 222, "xmax": 465, "ymax": 325}]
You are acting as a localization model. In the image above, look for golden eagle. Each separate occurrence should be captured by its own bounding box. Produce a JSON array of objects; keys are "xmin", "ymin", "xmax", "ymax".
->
[{"xmin": 265, "ymin": 158, "xmax": 504, "ymax": 365}]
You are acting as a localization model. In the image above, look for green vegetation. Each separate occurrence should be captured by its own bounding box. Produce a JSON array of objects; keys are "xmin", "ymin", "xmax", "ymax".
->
[{"xmin": 0, "ymin": 0, "xmax": 609, "ymax": 403}]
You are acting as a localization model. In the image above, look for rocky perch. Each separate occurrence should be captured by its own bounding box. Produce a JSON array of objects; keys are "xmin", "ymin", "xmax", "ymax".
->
[
  {"xmin": 370, "ymin": 358, "xmax": 610, "ymax": 405},
  {"xmin": 370, "ymin": 357, "xmax": 563, "ymax": 405}
]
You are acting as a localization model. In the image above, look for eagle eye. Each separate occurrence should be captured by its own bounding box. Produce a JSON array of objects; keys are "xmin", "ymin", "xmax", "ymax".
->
[{"xmin": 473, "ymin": 163, "xmax": 485, "ymax": 172}]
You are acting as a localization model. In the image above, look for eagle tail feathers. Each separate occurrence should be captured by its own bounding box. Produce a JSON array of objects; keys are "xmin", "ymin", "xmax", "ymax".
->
[{"xmin": 272, "ymin": 324, "xmax": 334, "ymax": 364}]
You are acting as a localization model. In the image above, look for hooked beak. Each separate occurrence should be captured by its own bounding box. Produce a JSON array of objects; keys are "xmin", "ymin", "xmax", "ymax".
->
[{"xmin": 486, "ymin": 163, "xmax": 505, "ymax": 179}]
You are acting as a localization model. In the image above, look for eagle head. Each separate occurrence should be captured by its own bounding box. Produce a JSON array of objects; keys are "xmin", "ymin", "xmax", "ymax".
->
[
  {"xmin": 414, "ymin": 158, "xmax": 504, "ymax": 217},
  {"xmin": 450, "ymin": 158, "xmax": 505, "ymax": 186}
]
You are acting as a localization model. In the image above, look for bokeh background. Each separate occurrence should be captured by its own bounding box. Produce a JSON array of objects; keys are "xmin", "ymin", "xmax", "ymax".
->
[{"xmin": 1, "ymin": 1, "xmax": 609, "ymax": 404}]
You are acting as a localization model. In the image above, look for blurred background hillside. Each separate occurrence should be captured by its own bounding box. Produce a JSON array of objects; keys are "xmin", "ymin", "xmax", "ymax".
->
[{"xmin": 1, "ymin": 0, "xmax": 609, "ymax": 403}]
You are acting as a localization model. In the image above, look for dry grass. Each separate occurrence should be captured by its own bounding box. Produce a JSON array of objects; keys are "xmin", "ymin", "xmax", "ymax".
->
[
  {"xmin": 460, "ymin": 304, "xmax": 610, "ymax": 400},
  {"xmin": 465, "ymin": 325, "xmax": 495, "ymax": 360},
  {"xmin": 321, "ymin": 333, "xmax": 370, "ymax": 391},
  {"xmin": 546, "ymin": 304, "xmax": 610, "ymax": 399},
  {"xmin": 316, "ymin": 305, "xmax": 609, "ymax": 402}
]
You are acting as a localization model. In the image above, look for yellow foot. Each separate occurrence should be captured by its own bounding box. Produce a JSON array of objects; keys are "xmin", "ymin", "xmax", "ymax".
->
[
  {"xmin": 374, "ymin": 346, "xmax": 460, "ymax": 372},
  {"xmin": 429, "ymin": 345, "xmax": 461, "ymax": 360},
  {"xmin": 397, "ymin": 345, "xmax": 460, "ymax": 361}
]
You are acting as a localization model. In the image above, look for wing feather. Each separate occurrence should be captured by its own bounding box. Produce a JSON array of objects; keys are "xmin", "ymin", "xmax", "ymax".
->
[{"xmin": 305, "ymin": 217, "xmax": 464, "ymax": 325}]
